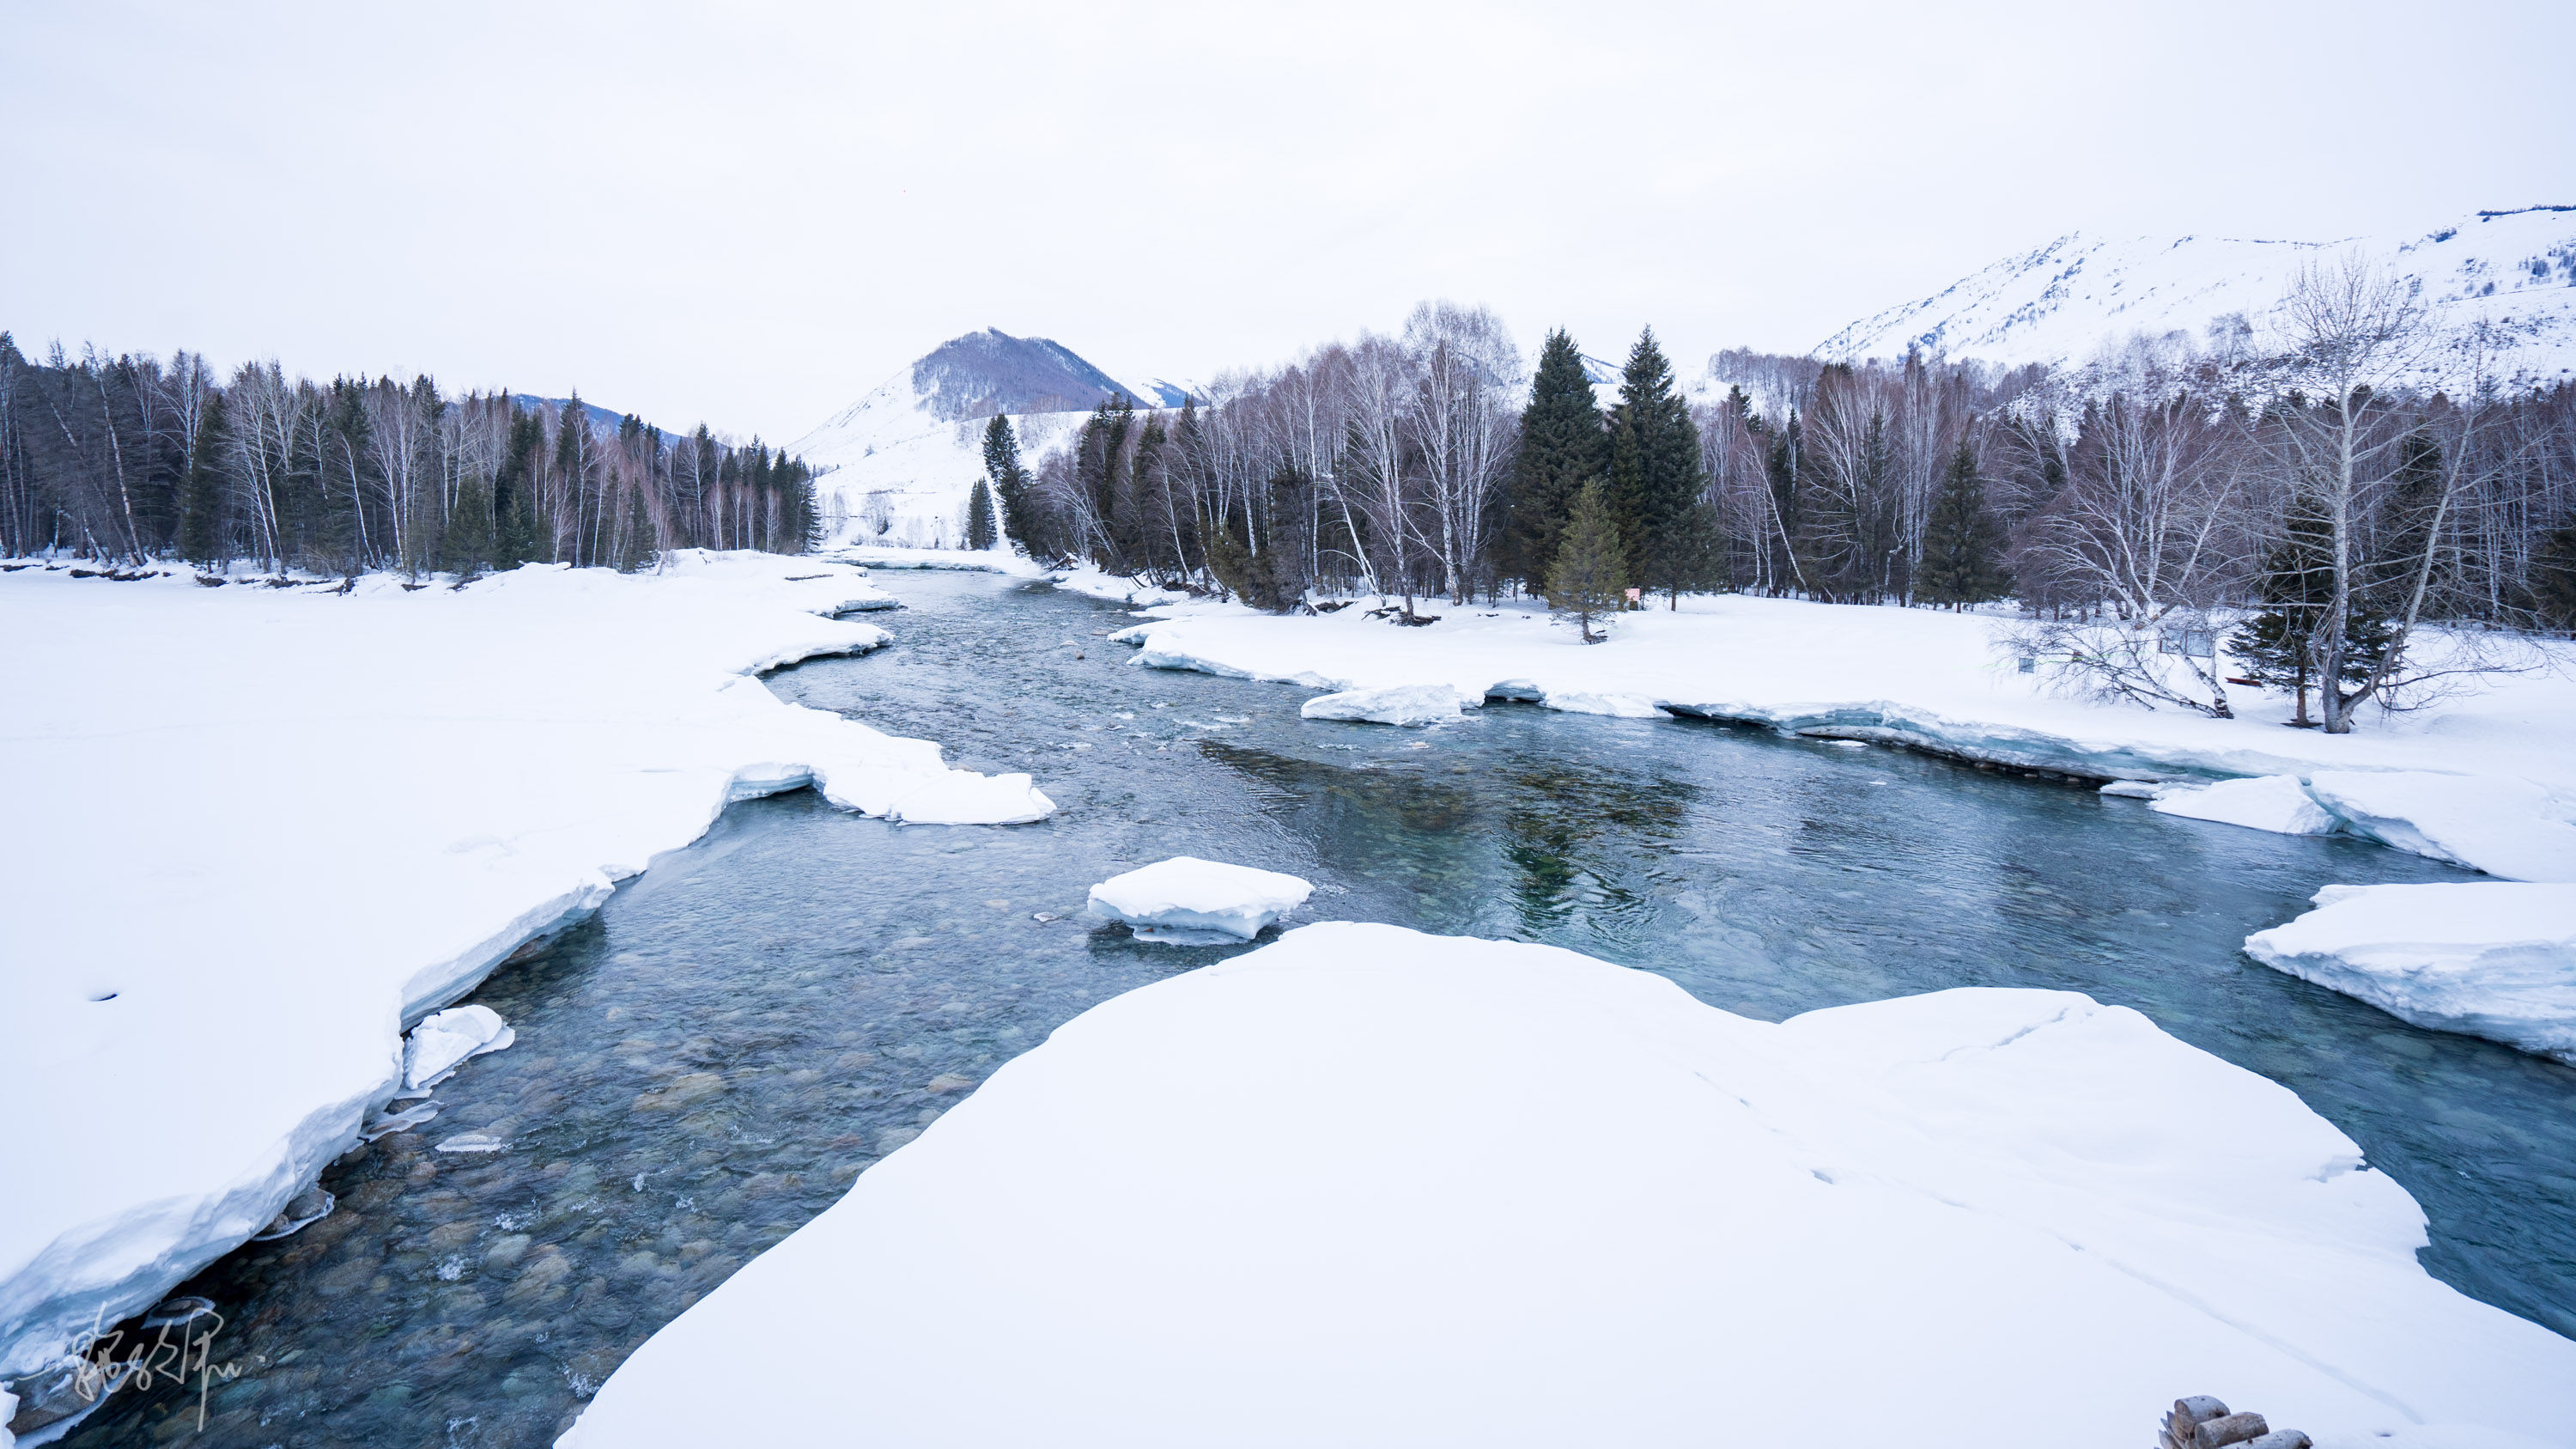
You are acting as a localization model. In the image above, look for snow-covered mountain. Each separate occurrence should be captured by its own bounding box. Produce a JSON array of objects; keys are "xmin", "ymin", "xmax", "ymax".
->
[
  {"xmin": 791, "ymin": 329, "xmax": 1178, "ymax": 550},
  {"xmin": 1818, "ymin": 205, "xmax": 2576, "ymax": 385}
]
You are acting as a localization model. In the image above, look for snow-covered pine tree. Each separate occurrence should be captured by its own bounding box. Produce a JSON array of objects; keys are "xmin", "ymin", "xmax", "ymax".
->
[
  {"xmin": 1546, "ymin": 478, "xmax": 1627, "ymax": 643},
  {"xmin": 1915, "ymin": 438, "xmax": 2009, "ymax": 609},
  {"xmin": 1503, "ymin": 330, "xmax": 1606, "ymax": 595}
]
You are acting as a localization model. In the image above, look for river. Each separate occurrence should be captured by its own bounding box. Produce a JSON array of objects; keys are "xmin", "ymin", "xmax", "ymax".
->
[{"xmin": 64, "ymin": 569, "xmax": 2576, "ymax": 1448}]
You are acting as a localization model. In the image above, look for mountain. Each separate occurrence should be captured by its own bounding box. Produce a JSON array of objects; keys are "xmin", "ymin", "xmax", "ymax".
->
[
  {"xmin": 1817, "ymin": 205, "xmax": 2576, "ymax": 385},
  {"xmin": 791, "ymin": 330, "xmax": 1176, "ymax": 551},
  {"xmin": 510, "ymin": 394, "xmax": 642, "ymax": 437}
]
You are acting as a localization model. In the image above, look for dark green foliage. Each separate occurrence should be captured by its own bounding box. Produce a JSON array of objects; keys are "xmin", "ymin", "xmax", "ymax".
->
[
  {"xmin": 178, "ymin": 393, "xmax": 228, "ymax": 567},
  {"xmin": 1503, "ymin": 330, "xmax": 1606, "ymax": 593},
  {"xmin": 493, "ymin": 411, "xmax": 544, "ymax": 567},
  {"xmin": 1605, "ymin": 328, "xmax": 1709, "ymax": 604},
  {"xmin": 982, "ymin": 414, "xmax": 1036, "ymax": 557},
  {"xmin": 2531, "ymin": 521, "xmax": 2576, "ymax": 631},
  {"xmin": 1916, "ymin": 439, "xmax": 2009, "ymax": 608},
  {"xmin": 965, "ymin": 475, "xmax": 997, "ymax": 551},
  {"xmin": 2231, "ymin": 488, "xmax": 2394, "ymax": 726},
  {"xmin": 443, "ymin": 472, "xmax": 494, "ymax": 580},
  {"xmin": 1546, "ymin": 479, "xmax": 1627, "ymax": 643}
]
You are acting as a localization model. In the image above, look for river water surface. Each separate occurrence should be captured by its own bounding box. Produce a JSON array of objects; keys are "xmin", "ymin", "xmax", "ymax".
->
[{"xmin": 69, "ymin": 569, "xmax": 2576, "ymax": 1448}]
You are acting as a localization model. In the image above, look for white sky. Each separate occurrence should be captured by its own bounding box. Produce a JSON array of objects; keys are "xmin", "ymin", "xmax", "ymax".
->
[{"xmin": 5, "ymin": 0, "xmax": 2569, "ymax": 442}]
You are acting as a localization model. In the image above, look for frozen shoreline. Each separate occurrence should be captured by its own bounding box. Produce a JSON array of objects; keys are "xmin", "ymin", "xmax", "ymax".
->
[
  {"xmin": 0, "ymin": 551, "xmax": 1053, "ymax": 1392},
  {"xmin": 561, "ymin": 922, "xmax": 2576, "ymax": 1448},
  {"xmin": 1113, "ymin": 594, "xmax": 2576, "ymax": 882}
]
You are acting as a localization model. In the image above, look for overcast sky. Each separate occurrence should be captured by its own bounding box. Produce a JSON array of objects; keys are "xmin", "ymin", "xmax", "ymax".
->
[{"xmin": 5, "ymin": 0, "xmax": 2568, "ymax": 441}]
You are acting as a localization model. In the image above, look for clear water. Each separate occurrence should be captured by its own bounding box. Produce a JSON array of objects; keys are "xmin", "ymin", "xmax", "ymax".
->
[{"xmin": 71, "ymin": 571, "xmax": 2576, "ymax": 1448}]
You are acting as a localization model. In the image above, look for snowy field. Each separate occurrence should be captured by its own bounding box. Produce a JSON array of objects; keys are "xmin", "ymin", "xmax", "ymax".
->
[
  {"xmin": 1115, "ymin": 594, "xmax": 2576, "ymax": 883},
  {"xmin": 561, "ymin": 922, "xmax": 2576, "ymax": 1449},
  {"xmin": 0, "ymin": 552, "xmax": 1053, "ymax": 1389}
]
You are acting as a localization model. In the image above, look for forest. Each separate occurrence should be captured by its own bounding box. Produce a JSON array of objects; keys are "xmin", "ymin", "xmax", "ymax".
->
[
  {"xmin": 0, "ymin": 335, "xmax": 821, "ymax": 575},
  {"xmin": 982, "ymin": 272, "xmax": 2576, "ymax": 733}
]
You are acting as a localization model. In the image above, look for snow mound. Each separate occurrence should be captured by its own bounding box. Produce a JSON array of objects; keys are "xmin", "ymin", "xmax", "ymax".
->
[
  {"xmin": 1086, "ymin": 856, "xmax": 1314, "ymax": 942},
  {"xmin": 556, "ymin": 922, "xmax": 2576, "ymax": 1449},
  {"xmin": 886, "ymin": 771, "xmax": 1055, "ymax": 826},
  {"xmin": 2245, "ymin": 883, "xmax": 2576, "ymax": 1063},
  {"xmin": 1300, "ymin": 683, "xmax": 1464, "ymax": 727},
  {"xmin": 2306, "ymin": 772, "xmax": 2576, "ymax": 882},
  {"xmin": 2151, "ymin": 775, "xmax": 2336, "ymax": 835},
  {"xmin": 401, "ymin": 1005, "xmax": 515, "ymax": 1091}
]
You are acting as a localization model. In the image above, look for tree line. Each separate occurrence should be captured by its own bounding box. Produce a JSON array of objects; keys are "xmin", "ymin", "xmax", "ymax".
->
[
  {"xmin": 969, "ymin": 265, "xmax": 2576, "ymax": 733},
  {"xmin": 0, "ymin": 335, "xmax": 822, "ymax": 575}
]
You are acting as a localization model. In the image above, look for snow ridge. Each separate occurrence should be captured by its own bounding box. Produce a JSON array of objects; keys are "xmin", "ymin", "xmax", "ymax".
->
[{"xmin": 1818, "ymin": 207, "xmax": 2576, "ymax": 386}]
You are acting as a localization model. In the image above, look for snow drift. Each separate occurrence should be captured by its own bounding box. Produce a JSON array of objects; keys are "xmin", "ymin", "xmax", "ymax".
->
[
  {"xmin": 557, "ymin": 922, "xmax": 2576, "ymax": 1449},
  {"xmin": 1085, "ymin": 856, "xmax": 1314, "ymax": 942},
  {"xmin": 2245, "ymin": 883, "xmax": 2576, "ymax": 1064},
  {"xmin": 0, "ymin": 552, "xmax": 1052, "ymax": 1389}
]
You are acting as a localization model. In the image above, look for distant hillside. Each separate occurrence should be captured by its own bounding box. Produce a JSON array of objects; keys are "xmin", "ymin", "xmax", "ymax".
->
[
  {"xmin": 790, "ymin": 329, "xmax": 1181, "ymax": 551},
  {"xmin": 508, "ymin": 394, "xmax": 640, "ymax": 438},
  {"xmin": 1818, "ymin": 205, "xmax": 2576, "ymax": 386}
]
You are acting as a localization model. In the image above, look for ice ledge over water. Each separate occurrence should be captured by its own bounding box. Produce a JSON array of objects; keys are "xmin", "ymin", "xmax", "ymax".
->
[
  {"xmin": 0, "ymin": 553, "xmax": 1054, "ymax": 1386},
  {"xmin": 2245, "ymin": 883, "xmax": 2576, "ymax": 1064},
  {"xmin": 557, "ymin": 922, "xmax": 2576, "ymax": 1448},
  {"xmin": 1087, "ymin": 856, "xmax": 1314, "ymax": 941}
]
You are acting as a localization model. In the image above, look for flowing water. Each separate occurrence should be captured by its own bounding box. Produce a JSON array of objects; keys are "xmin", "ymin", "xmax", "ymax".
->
[{"xmin": 67, "ymin": 570, "xmax": 2576, "ymax": 1448}]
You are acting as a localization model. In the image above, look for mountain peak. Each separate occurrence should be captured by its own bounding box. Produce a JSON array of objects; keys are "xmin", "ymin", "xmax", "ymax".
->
[{"xmin": 908, "ymin": 329, "xmax": 1145, "ymax": 421}]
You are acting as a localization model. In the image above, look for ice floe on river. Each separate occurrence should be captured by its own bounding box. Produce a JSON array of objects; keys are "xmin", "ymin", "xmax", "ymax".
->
[
  {"xmin": 2151, "ymin": 775, "xmax": 2339, "ymax": 836},
  {"xmin": 2245, "ymin": 884, "xmax": 2576, "ymax": 1065},
  {"xmin": 559, "ymin": 922, "xmax": 2576, "ymax": 1449},
  {"xmin": 1086, "ymin": 856, "xmax": 1314, "ymax": 941},
  {"xmin": 1299, "ymin": 681, "xmax": 1466, "ymax": 726},
  {"xmin": 0, "ymin": 551, "xmax": 1054, "ymax": 1389},
  {"xmin": 1115, "ymin": 594, "xmax": 2576, "ymax": 881}
]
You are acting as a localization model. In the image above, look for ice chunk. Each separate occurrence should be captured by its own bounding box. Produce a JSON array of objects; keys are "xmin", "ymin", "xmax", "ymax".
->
[
  {"xmin": 2099, "ymin": 779, "xmax": 2179, "ymax": 799},
  {"xmin": 2306, "ymin": 772, "xmax": 2576, "ymax": 881},
  {"xmin": 251, "ymin": 1185, "xmax": 335, "ymax": 1241},
  {"xmin": 1299, "ymin": 683, "xmax": 1463, "ymax": 727},
  {"xmin": 2151, "ymin": 775, "xmax": 2336, "ymax": 835},
  {"xmin": 2245, "ymin": 883, "xmax": 2576, "ymax": 1063},
  {"xmin": 884, "ymin": 771, "xmax": 1056, "ymax": 825},
  {"xmin": 403, "ymin": 1005, "xmax": 515, "ymax": 1091},
  {"xmin": 1086, "ymin": 856, "xmax": 1314, "ymax": 942},
  {"xmin": 557, "ymin": 922, "xmax": 2576, "ymax": 1449}
]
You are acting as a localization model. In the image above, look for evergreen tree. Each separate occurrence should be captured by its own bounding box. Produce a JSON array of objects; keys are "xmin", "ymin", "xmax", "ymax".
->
[
  {"xmin": 2230, "ymin": 488, "xmax": 2392, "ymax": 727},
  {"xmin": 965, "ymin": 475, "xmax": 998, "ymax": 551},
  {"xmin": 2533, "ymin": 520, "xmax": 2576, "ymax": 633},
  {"xmin": 1916, "ymin": 439, "xmax": 2009, "ymax": 609},
  {"xmin": 493, "ymin": 410, "xmax": 544, "ymax": 567},
  {"xmin": 1503, "ymin": 330, "xmax": 1606, "ymax": 594},
  {"xmin": 1545, "ymin": 478, "xmax": 1627, "ymax": 644},
  {"xmin": 443, "ymin": 472, "xmax": 494, "ymax": 581},
  {"xmin": 178, "ymin": 391, "xmax": 228, "ymax": 569},
  {"xmin": 1605, "ymin": 328, "xmax": 1707, "ymax": 606},
  {"xmin": 981, "ymin": 414, "xmax": 1035, "ymax": 555}
]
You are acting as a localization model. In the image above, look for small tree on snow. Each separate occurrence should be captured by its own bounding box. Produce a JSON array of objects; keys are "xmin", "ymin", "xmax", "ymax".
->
[
  {"xmin": 1546, "ymin": 479, "xmax": 1627, "ymax": 644},
  {"xmin": 1916, "ymin": 439, "xmax": 2009, "ymax": 609},
  {"xmin": 965, "ymin": 476, "xmax": 998, "ymax": 551}
]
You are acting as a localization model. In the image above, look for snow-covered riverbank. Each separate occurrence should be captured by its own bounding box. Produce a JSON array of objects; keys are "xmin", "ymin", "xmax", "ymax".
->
[
  {"xmin": 561, "ymin": 922, "xmax": 2576, "ymax": 1449},
  {"xmin": 0, "ymin": 552, "xmax": 1052, "ymax": 1391},
  {"xmin": 1115, "ymin": 594, "xmax": 2576, "ymax": 882}
]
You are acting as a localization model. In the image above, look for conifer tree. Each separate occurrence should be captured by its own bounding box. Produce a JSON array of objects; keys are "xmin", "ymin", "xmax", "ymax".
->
[
  {"xmin": 2534, "ymin": 521, "xmax": 2576, "ymax": 633},
  {"xmin": 1916, "ymin": 439, "xmax": 2009, "ymax": 609},
  {"xmin": 492, "ymin": 410, "xmax": 544, "ymax": 567},
  {"xmin": 1546, "ymin": 479, "xmax": 1627, "ymax": 644},
  {"xmin": 981, "ymin": 414, "xmax": 1034, "ymax": 555},
  {"xmin": 178, "ymin": 391, "xmax": 228, "ymax": 569},
  {"xmin": 1503, "ymin": 330, "xmax": 1606, "ymax": 594},
  {"xmin": 965, "ymin": 475, "xmax": 997, "ymax": 551},
  {"xmin": 2230, "ymin": 488, "xmax": 2391, "ymax": 727},
  {"xmin": 1606, "ymin": 328, "xmax": 1708, "ymax": 606},
  {"xmin": 443, "ymin": 472, "xmax": 494, "ymax": 581}
]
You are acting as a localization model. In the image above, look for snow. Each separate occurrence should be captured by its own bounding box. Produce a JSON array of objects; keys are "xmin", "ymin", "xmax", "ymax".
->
[
  {"xmin": 557, "ymin": 922, "xmax": 2576, "ymax": 1449},
  {"xmin": 400, "ymin": 1005, "xmax": 515, "ymax": 1091},
  {"xmin": 1085, "ymin": 856, "xmax": 1314, "ymax": 942},
  {"xmin": 2245, "ymin": 884, "xmax": 2576, "ymax": 1065},
  {"xmin": 1299, "ymin": 681, "xmax": 1466, "ymax": 727},
  {"xmin": 0, "ymin": 551, "xmax": 1054, "ymax": 1385},
  {"xmin": 2152, "ymin": 775, "xmax": 2339, "ymax": 836},
  {"xmin": 1115, "ymin": 593, "xmax": 2576, "ymax": 881},
  {"xmin": 1816, "ymin": 206, "xmax": 2576, "ymax": 387},
  {"xmin": 825, "ymin": 542, "xmax": 1042, "ymax": 575}
]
